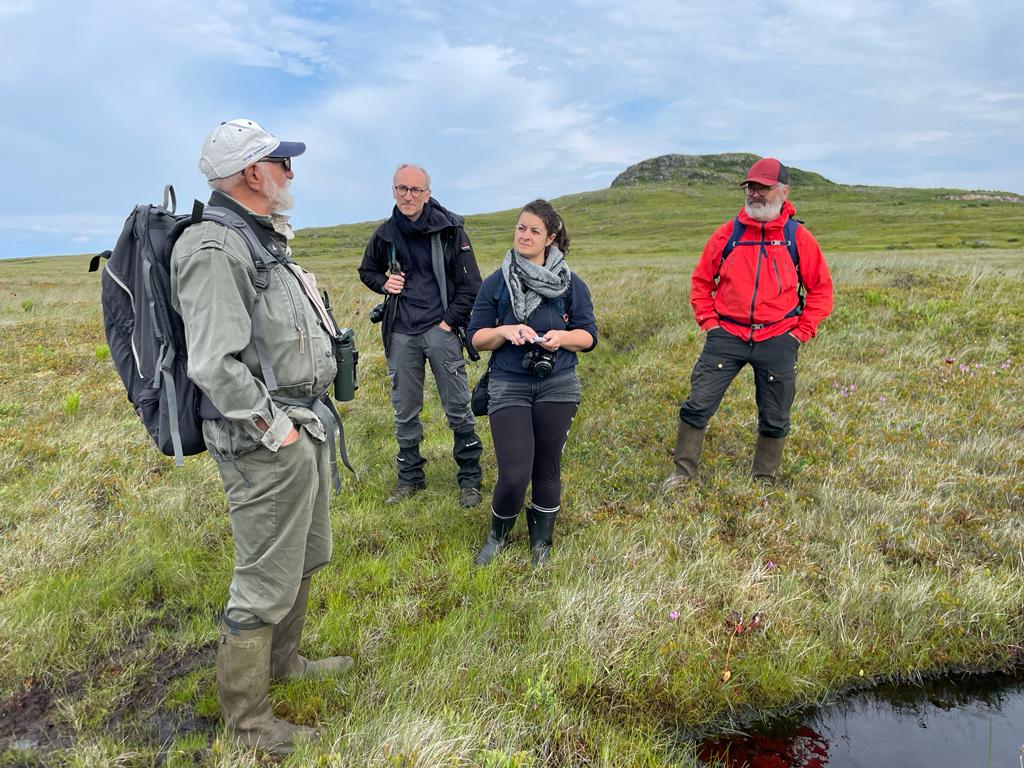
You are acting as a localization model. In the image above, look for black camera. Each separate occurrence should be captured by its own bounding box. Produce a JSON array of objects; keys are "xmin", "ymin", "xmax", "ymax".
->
[
  {"xmin": 369, "ymin": 301, "xmax": 385, "ymax": 324},
  {"xmin": 522, "ymin": 346, "xmax": 556, "ymax": 379}
]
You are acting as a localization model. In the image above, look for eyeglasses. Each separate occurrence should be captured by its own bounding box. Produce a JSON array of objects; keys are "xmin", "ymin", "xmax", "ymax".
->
[
  {"xmin": 394, "ymin": 185, "xmax": 428, "ymax": 198},
  {"xmin": 743, "ymin": 182, "xmax": 779, "ymax": 197},
  {"xmin": 260, "ymin": 156, "xmax": 292, "ymax": 172}
]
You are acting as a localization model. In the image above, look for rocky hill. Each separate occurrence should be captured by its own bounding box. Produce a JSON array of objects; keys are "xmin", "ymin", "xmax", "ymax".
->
[{"xmin": 610, "ymin": 152, "xmax": 835, "ymax": 187}]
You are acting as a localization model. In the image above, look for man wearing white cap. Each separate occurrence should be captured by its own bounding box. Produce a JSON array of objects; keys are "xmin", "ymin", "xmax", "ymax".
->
[
  {"xmin": 664, "ymin": 157, "xmax": 834, "ymax": 488},
  {"xmin": 171, "ymin": 119, "xmax": 350, "ymax": 754}
]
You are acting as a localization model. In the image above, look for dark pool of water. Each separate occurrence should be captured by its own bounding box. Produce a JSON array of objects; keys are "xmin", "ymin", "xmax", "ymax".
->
[{"xmin": 699, "ymin": 673, "xmax": 1024, "ymax": 768}]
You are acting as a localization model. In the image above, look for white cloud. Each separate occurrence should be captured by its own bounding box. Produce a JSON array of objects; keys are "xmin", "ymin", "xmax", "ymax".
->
[
  {"xmin": 0, "ymin": 0, "xmax": 1020, "ymax": 259},
  {"xmin": 287, "ymin": 39, "xmax": 665, "ymax": 226},
  {"xmin": 159, "ymin": 4, "xmax": 348, "ymax": 76}
]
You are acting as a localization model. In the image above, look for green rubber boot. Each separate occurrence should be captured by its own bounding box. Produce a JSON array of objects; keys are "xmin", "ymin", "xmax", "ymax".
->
[
  {"xmin": 751, "ymin": 435, "xmax": 787, "ymax": 481},
  {"xmin": 216, "ymin": 621, "xmax": 317, "ymax": 755},
  {"xmin": 271, "ymin": 578, "xmax": 353, "ymax": 681},
  {"xmin": 662, "ymin": 420, "xmax": 706, "ymax": 492}
]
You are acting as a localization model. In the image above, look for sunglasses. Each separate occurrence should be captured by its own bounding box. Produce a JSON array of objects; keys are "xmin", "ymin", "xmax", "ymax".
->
[{"xmin": 260, "ymin": 156, "xmax": 292, "ymax": 172}]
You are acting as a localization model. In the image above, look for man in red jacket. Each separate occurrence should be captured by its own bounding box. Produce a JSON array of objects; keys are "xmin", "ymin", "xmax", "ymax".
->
[{"xmin": 664, "ymin": 157, "xmax": 833, "ymax": 489}]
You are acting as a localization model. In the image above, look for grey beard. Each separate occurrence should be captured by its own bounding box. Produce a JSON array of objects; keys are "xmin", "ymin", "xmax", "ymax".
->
[
  {"xmin": 744, "ymin": 198, "xmax": 783, "ymax": 222},
  {"xmin": 264, "ymin": 175, "xmax": 295, "ymax": 213}
]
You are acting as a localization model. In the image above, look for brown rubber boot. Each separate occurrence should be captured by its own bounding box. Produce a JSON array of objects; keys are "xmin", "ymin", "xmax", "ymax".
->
[
  {"xmin": 216, "ymin": 621, "xmax": 317, "ymax": 755},
  {"xmin": 662, "ymin": 421, "xmax": 706, "ymax": 492},
  {"xmin": 751, "ymin": 435, "xmax": 787, "ymax": 481},
  {"xmin": 271, "ymin": 579, "xmax": 353, "ymax": 681}
]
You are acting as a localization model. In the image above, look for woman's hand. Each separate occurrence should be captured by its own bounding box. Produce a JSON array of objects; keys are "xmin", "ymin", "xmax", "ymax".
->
[
  {"xmin": 536, "ymin": 330, "xmax": 563, "ymax": 351},
  {"xmin": 500, "ymin": 324, "xmax": 543, "ymax": 346},
  {"xmin": 538, "ymin": 328, "xmax": 595, "ymax": 353}
]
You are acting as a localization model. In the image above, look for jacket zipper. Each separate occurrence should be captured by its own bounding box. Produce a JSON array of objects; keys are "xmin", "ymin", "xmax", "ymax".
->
[
  {"xmin": 747, "ymin": 222, "xmax": 765, "ymax": 341},
  {"xmin": 276, "ymin": 266, "xmax": 308, "ymax": 360},
  {"xmin": 772, "ymin": 258, "xmax": 783, "ymax": 294}
]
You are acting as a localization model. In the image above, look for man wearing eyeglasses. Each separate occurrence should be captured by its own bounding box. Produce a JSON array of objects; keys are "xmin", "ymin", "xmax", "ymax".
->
[
  {"xmin": 663, "ymin": 157, "xmax": 833, "ymax": 489},
  {"xmin": 172, "ymin": 119, "xmax": 352, "ymax": 755},
  {"xmin": 358, "ymin": 164, "xmax": 484, "ymax": 507}
]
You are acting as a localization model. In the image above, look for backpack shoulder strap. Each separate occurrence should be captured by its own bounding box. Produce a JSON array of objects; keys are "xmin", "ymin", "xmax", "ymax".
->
[
  {"xmin": 495, "ymin": 277, "xmax": 509, "ymax": 323},
  {"xmin": 782, "ymin": 219, "xmax": 798, "ymax": 290},
  {"xmin": 783, "ymin": 217, "xmax": 801, "ymax": 274},
  {"xmin": 200, "ymin": 207, "xmax": 279, "ymax": 276},
  {"xmin": 180, "ymin": 202, "xmax": 282, "ymax": 391},
  {"xmin": 720, "ymin": 217, "xmax": 746, "ymax": 264}
]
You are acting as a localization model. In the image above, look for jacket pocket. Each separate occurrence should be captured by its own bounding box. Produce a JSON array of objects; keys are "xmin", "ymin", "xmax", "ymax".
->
[
  {"xmin": 202, "ymin": 418, "xmax": 261, "ymax": 462},
  {"xmin": 256, "ymin": 268, "xmax": 336, "ymax": 394},
  {"xmin": 442, "ymin": 357, "xmax": 470, "ymax": 409},
  {"xmin": 770, "ymin": 248, "xmax": 799, "ymax": 294}
]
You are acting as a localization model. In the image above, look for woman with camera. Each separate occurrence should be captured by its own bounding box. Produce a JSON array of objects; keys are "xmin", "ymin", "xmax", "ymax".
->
[{"xmin": 466, "ymin": 199, "xmax": 598, "ymax": 566}]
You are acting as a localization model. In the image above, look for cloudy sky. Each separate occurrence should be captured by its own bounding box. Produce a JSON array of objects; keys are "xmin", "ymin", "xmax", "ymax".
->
[{"xmin": 0, "ymin": 0, "xmax": 1020, "ymax": 260}]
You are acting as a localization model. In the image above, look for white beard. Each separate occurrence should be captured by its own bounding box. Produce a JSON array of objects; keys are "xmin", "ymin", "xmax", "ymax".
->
[
  {"xmin": 744, "ymin": 197, "xmax": 784, "ymax": 222},
  {"xmin": 263, "ymin": 175, "xmax": 295, "ymax": 213}
]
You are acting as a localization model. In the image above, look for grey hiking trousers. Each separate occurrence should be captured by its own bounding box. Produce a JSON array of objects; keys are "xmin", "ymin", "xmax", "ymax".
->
[
  {"xmin": 387, "ymin": 326, "xmax": 480, "ymax": 487},
  {"xmin": 211, "ymin": 425, "xmax": 333, "ymax": 627},
  {"xmin": 387, "ymin": 326, "xmax": 475, "ymax": 445}
]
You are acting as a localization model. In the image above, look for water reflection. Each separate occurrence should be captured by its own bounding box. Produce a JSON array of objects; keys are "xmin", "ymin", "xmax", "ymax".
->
[{"xmin": 699, "ymin": 673, "xmax": 1024, "ymax": 767}]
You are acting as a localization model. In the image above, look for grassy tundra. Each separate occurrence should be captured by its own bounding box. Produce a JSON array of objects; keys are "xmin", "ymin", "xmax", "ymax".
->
[{"xmin": 1, "ymin": 170, "xmax": 1022, "ymax": 766}]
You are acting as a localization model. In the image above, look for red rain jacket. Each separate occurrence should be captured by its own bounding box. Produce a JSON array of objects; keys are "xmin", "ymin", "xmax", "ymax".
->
[{"xmin": 691, "ymin": 200, "xmax": 833, "ymax": 343}]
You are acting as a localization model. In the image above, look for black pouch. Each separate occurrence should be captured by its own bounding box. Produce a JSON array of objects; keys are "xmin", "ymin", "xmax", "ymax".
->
[{"xmin": 471, "ymin": 365, "xmax": 491, "ymax": 417}]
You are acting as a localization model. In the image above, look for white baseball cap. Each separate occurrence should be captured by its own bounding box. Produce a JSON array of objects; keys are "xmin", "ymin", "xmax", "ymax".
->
[{"xmin": 198, "ymin": 118, "xmax": 306, "ymax": 180}]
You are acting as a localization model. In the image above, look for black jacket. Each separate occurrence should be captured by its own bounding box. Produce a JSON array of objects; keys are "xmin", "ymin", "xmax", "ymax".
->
[{"xmin": 358, "ymin": 199, "xmax": 482, "ymax": 355}]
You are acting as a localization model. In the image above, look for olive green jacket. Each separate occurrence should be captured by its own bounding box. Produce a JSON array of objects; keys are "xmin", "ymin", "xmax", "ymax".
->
[{"xmin": 170, "ymin": 202, "xmax": 336, "ymax": 460}]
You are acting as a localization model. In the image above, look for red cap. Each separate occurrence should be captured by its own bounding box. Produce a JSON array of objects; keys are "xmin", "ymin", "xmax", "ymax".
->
[{"xmin": 742, "ymin": 157, "xmax": 789, "ymax": 186}]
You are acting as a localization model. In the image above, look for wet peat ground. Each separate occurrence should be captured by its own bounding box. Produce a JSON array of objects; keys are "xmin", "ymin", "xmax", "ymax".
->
[
  {"xmin": 3, "ymin": 642, "xmax": 1022, "ymax": 767},
  {"xmin": 699, "ymin": 672, "xmax": 1024, "ymax": 768},
  {"xmin": 0, "ymin": 623, "xmax": 218, "ymax": 764}
]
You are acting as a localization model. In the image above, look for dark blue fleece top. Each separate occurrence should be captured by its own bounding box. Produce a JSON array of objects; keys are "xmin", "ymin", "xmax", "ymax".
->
[{"xmin": 467, "ymin": 269, "xmax": 598, "ymax": 382}]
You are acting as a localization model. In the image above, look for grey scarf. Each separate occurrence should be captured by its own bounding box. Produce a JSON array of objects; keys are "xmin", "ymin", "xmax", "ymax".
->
[{"xmin": 501, "ymin": 246, "xmax": 571, "ymax": 322}]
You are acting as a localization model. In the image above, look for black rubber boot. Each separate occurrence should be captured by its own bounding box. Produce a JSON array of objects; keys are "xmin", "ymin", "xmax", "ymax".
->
[
  {"xmin": 474, "ymin": 510, "xmax": 517, "ymax": 566},
  {"xmin": 752, "ymin": 434, "xmax": 787, "ymax": 481},
  {"xmin": 453, "ymin": 430, "xmax": 483, "ymax": 491},
  {"xmin": 526, "ymin": 505, "xmax": 558, "ymax": 567},
  {"xmin": 662, "ymin": 420, "xmax": 706, "ymax": 492}
]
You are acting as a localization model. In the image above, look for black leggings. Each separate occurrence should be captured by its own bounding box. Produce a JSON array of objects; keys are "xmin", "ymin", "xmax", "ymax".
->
[{"xmin": 489, "ymin": 402, "xmax": 577, "ymax": 519}]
